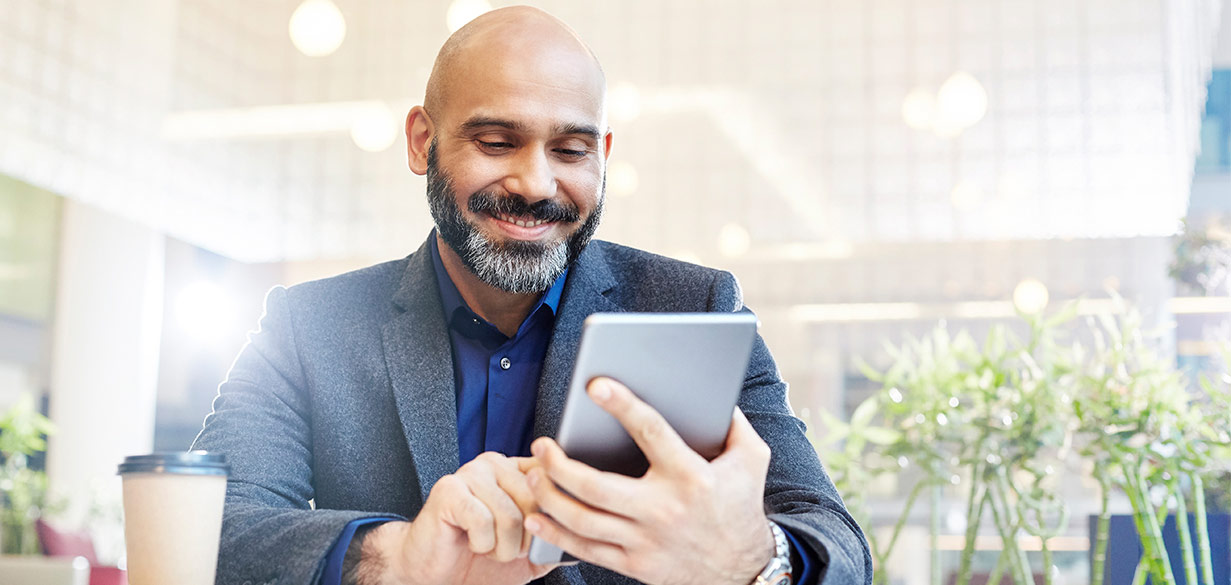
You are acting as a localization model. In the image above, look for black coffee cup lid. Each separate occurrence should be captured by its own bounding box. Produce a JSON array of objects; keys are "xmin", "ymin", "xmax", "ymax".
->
[{"xmin": 117, "ymin": 451, "xmax": 230, "ymax": 476}]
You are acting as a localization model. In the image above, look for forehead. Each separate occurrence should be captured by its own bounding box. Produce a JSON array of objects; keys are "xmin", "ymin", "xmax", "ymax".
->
[{"xmin": 436, "ymin": 33, "xmax": 607, "ymax": 134}]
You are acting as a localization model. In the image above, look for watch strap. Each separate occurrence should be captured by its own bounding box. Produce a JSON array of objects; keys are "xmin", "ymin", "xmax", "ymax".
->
[{"xmin": 753, "ymin": 521, "xmax": 793, "ymax": 585}]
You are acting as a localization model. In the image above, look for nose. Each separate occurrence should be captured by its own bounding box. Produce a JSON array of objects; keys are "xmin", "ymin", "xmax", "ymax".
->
[{"xmin": 503, "ymin": 148, "xmax": 558, "ymax": 203}]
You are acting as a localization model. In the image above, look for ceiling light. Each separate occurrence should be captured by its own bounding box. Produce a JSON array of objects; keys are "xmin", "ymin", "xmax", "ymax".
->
[
  {"xmin": 718, "ymin": 223, "xmax": 751, "ymax": 257},
  {"xmin": 1012, "ymin": 278, "xmax": 1049, "ymax": 315},
  {"xmin": 609, "ymin": 83, "xmax": 642, "ymax": 124},
  {"xmin": 447, "ymin": 0, "xmax": 492, "ymax": 33},
  {"xmin": 901, "ymin": 88, "xmax": 937, "ymax": 130},
  {"xmin": 162, "ymin": 101, "xmax": 392, "ymax": 141},
  {"xmin": 289, "ymin": 0, "xmax": 346, "ymax": 57},
  {"xmin": 350, "ymin": 103, "xmax": 398, "ymax": 152},
  {"xmin": 606, "ymin": 160, "xmax": 639, "ymax": 197},
  {"xmin": 936, "ymin": 71, "xmax": 988, "ymax": 132}
]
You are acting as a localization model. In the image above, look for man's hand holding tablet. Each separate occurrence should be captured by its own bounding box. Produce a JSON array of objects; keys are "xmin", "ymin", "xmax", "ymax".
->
[
  {"xmin": 521, "ymin": 312, "xmax": 779, "ymax": 585},
  {"xmin": 525, "ymin": 377, "xmax": 777, "ymax": 585}
]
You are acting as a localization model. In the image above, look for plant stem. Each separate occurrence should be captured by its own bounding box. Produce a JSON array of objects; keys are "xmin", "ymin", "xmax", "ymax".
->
[
  {"xmin": 1123, "ymin": 474, "xmax": 1163, "ymax": 582},
  {"xmin": 1126, "ymin": 462, "xmax": 1176, "ymax": 584},
  {"xmin": 955, "ymin": 463, "xmax": 988, "ymax": 585},
  {"xmin": 1172, "ymin": 478, "xmax": 1199, "ymax": 585},
  {"xmin": 1193, "ymin": 474, "xmax": 1214, "ymax": 585},
  {"xmin": 1041, "ymin": 540, "xmax": 1053, "ymax": 585},
  {"xmin": 932, "ymin": 482, "xmax": 942, "ymax": 585},
  {"xmin": 1091, "ymin": 476, "xmax": 1112, "ymax": 585},
  {"xmin": 987, "ymin": 476, "xmax": 1032, "ymax": 585},
  {"xmin": 1130, "ymin": 559, "xmax": 1148, "ymax": 585},
  {"xmin": 986, "ymin": 549, "xmax": 1008, "ymax": 585},
  {"xmin": 874, "ymin": 480, "xmax": 929, "ymax": 585}
]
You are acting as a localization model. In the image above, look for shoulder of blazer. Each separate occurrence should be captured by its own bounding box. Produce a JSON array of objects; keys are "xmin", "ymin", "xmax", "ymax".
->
[{"xmin": 578, "ymin": 240, "xmax": 739, "ymax": 310}]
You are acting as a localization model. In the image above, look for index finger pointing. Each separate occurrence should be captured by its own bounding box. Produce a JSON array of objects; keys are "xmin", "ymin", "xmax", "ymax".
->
[{"xmin": 587, "ymin": 377, "xmax": 704, "ymax": 473}]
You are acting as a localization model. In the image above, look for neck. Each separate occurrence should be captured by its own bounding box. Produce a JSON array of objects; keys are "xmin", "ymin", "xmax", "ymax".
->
[{"xmin": 436, "ymin": 233, "xmax": 542, "ymax": 337}]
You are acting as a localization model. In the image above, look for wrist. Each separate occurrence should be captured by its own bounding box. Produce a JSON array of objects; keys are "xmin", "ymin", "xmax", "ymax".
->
[
  {"xmin": 725, "ymin": 520, "xmax": 776, "ymax": 585},
  {"xmin": 378, "ymin": 521, "xmax": 424, "ymax": 585},
  {"xmin": 749, "ymin": 521, "xmax": 793, "ymax": 585},
  {"xmin": 348, "ymin": 521, "xmax": 419, "ymax": 585}
]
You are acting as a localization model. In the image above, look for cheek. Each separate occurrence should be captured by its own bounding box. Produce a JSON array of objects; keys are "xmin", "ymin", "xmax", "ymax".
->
[
  {"xmin": 559, "ymin": 167, "xmax": 605, "ymax": 208},
  {"xmin": 449, "ymin": 160, "xmax": 504, "ymax": 197}
]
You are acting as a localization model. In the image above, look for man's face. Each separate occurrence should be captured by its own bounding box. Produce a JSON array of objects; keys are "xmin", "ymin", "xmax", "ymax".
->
[
  {"xmin": 416, "ymin": 28, "xmax": 611, "ymax": 294},
  {"xmin": 426, "ymin": 141, "xmax": 604, "ymax": 294}
]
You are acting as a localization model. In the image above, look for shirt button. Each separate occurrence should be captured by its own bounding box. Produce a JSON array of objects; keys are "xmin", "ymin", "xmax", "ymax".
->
[{"xmin": 500, "ymin": 357, "xmax": 511, "ymax": 370}]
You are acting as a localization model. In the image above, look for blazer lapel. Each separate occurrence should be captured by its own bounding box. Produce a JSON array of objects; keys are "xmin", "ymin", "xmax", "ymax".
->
[
  {"xmin": 381, "ymin": 240, "xmax": 460, "ymax": 504},
  {"xmin": 544, "ymin": 565, "xmax": 588, "ymax": 585},
  {"xmin": 533, "ymin": 243, "xmax": 621, "ymax": 440}
]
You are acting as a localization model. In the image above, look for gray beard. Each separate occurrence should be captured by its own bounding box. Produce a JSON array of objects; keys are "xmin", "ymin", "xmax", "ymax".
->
[
  {"xmin": 425, "ymin": 142, "xmax": 604, "ymax": 294},
  {"xmin": 456, "ymin": 227, "xmax": 571, "ymax": 294}
]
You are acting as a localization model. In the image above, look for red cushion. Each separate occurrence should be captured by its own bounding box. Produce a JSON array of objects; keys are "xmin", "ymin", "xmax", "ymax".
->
[
  {"xmin": 35, "ymin": 518, "xmax": 99, "ymax": 565},
  {"xmin": 90, "ymin": 566, "xmax": 127, "ymax": 585}
]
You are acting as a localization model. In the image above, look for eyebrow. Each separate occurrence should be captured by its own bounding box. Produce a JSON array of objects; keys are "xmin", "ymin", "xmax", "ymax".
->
[
  {"xmin": 459, "ymin": 116, "xmax": 602, "ymax": 141},
  {"xmin": 460, "ymin": 116, "xmax": 525, "ymax": 133},
  {"xmin": 553, "ymin": 122, "xmax": 602, "ymax": 141}
]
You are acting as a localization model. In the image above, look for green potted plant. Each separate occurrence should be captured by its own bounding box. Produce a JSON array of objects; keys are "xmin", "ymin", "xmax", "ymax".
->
[
  {"xmin": 816, "ymin": 308, "xmax": 1078, "ymax": 585},
  {"xmin": 0, "ymin": 393, "xmax": 57, "ymax": 555},
  {"xmin": 1074, "ymin": 307, "xmax": 1231, "ymax": 585},
  {"xmin": 813, "ymin": 299, "xmax": 1230, "ymax": 585}
]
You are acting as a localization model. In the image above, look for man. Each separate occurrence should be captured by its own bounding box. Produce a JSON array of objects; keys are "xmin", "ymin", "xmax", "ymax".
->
[{"xmin": 193, "ymin": 6, "xmax": 870, "ymax": 585}]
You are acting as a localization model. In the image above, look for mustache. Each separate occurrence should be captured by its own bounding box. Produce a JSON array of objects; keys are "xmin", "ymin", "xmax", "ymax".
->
[{"xmin": 468, "ymin": 191, "xmax": 581, "ymax": 224}]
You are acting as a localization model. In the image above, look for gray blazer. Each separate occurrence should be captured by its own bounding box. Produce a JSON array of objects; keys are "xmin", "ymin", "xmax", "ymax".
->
[{"xmin": 193, "ymin": 237, "xmax": 871, "ymax": 585}]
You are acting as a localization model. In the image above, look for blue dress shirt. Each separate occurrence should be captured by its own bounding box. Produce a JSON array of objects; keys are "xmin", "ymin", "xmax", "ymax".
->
[
  {"xmin": 430, "ymin": 235, "xmax": 567, "ymax": 464},
  {"xmin": 318, "ymin": 234, "xmax": 815, "ymax": 584}
]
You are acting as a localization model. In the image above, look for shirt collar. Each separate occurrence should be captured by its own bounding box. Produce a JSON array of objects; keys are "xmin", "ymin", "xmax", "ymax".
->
[{"xmin": 429, "ymin": 231, "xmax": 568, "ymax": 330}]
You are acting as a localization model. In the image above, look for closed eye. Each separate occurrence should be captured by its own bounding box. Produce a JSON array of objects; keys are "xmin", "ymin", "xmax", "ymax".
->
[{"xmin": 476, "ymin": 140, "xmax": 514, "ymax": 153}]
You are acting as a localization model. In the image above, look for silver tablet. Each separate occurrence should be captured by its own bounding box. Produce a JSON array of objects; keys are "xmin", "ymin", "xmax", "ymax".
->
[{"xmin": 528, "ymin": 312, "xmax": 759, "ymax": 565}]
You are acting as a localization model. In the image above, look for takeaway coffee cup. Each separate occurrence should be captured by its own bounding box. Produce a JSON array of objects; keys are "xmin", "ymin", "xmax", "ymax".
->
[{"xmin": 118, "ymin": 451, "xmax": 229, "ymax": 585}]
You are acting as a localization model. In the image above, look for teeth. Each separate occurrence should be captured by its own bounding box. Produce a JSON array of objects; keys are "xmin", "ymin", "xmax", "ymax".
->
[{"xmin": 497, "ymin": 213, "xmax": 546, "ymax": 228}]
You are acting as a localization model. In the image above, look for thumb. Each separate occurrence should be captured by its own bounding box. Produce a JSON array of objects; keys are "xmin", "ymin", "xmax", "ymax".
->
[{"xmin": 719, "ymin": 408, "xmax": 771, "ymax": 464}]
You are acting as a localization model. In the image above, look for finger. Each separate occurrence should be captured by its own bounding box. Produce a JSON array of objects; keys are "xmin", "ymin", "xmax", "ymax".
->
[
  {"xmin": 586, "ymin": 377, "xmax": 703, "ymax": 472},
  {"xmin": 531, "ymin": 436, "xmax": 643, "ymax": 517},
  {"xmin": 514, "ymin": 456, "xmax": 541, "ymax": 474},
  {"xmin": 524, "ymin": 512, "xmax": 630, "ymax": 574},
  {"xmin": 526, "ymin": 466, "xmax": 636, "ymax": 545},
  {"xmin": 715, "ymin": 408, "xmax": 771, "ymax": 465},
  {"xmin": 435, "ymin": 475, "xmax": 496, "ymax": 554},
  {"xmin": 491, "ymin": 458, "xmax": 538, "ymax": 552},
  {"xmin": 464, "ymin": 455, "xmax": 530, "ymax": 561}
]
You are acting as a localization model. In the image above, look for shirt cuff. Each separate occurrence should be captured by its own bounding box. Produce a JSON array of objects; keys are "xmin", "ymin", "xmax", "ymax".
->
[
  {"xmin": 781, "ymin": 526, "xmax": 818, "ymax": 585},
  {"xmin": 319, "ymin": 517, "xmax": 400, "ymax": 585}
]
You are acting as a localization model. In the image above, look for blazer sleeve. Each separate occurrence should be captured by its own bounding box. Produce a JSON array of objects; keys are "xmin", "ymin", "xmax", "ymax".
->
[
  {"xmin": 706, "ymin": 271, "xmax": 874, "ymax": 585},
  {"xmin": 192, "ymin": 286, "xmax": 399, "ymax": 585}
]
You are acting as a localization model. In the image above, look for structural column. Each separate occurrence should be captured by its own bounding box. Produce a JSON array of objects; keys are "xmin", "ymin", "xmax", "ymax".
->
[{"xmin": 47, "ymin": 200, "xmax": 164, "ymax": 520}]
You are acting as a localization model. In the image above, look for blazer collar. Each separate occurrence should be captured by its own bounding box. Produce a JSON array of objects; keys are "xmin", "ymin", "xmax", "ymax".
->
[
  {"xmin": 382, "ymin": 238, "xmax": 460, "ymax": 504},
  {"xmin": 533, "ymin": 242, "xmax": 621, "ymax": 440}
]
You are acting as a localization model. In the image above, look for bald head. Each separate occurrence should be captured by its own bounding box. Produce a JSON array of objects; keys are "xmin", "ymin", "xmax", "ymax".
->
[{"xmin": 424, "ymin": 6, "xmax": 606, "ymax": 122}]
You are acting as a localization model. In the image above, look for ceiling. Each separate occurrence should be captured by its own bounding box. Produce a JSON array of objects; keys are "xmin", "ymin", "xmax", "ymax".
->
[{"xmin": 0, "ymin": 0, "xmax": 1224, "ymax": 264}]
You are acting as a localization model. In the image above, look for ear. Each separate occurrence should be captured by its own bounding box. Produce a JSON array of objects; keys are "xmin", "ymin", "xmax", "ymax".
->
[
  {"xmin": 406, "ymin": 106, "xmax": 434, "ymax": 175},
  {"xmin": 602, "ymin": 130, "xmax": 613, "ymax": 162}
]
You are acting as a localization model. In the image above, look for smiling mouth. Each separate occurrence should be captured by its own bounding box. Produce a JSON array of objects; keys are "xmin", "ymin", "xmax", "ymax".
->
[{"xmin": 494, "ymin": 212, "xmax": 551, "ymax": 228}]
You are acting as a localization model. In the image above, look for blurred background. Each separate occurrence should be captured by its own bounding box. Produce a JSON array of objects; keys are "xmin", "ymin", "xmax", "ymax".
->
[{"xmin": 1, "ymin": 0, "xmax": 1229, "ymax": 582}]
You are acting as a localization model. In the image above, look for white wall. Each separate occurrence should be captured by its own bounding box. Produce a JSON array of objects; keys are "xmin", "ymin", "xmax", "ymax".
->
[
  {"xmin": 47, "ymin": 201, "xmax": 164, "ymax": 520},
  {"xmin": 1215, "ymin": 0, "xmax": 1231, "ymax": 67}
]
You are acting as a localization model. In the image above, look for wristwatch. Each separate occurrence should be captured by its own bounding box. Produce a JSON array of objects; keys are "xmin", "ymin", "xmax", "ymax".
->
[{"xmin": 752, "ymin": 521, "xmax": 793, "ymax": 585}]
